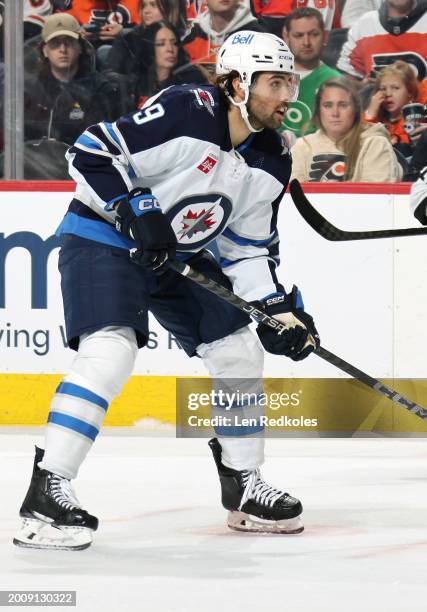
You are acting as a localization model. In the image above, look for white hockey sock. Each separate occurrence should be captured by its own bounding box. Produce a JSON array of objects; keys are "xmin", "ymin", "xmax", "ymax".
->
[
  {"xmin": 219, "ymin": 436, "xmax": 264, "ymax": 471},
  {"xmin": 198, "ymin": 327, "xmax": 265, "ymax": 471},
  {"xmin": 39, "ymin": 326, "xmax": 137, "ymax": 479}
]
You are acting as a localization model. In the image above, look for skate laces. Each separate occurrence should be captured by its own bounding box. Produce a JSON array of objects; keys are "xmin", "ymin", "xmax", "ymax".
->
[
  {"xmin": 49, "ymin": 474, "xmax": 81, "ymax": 511},
  {"xmin": 239, "ymin": 469, "xmax": 285, "ymax": 510}
]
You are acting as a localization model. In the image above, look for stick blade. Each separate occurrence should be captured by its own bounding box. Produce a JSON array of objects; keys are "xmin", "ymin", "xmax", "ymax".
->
[
  {"xmin": 289, "ymin": 179, "xmax": 346, "ymax": 241},
  {"xmin": 290, "ymin": 179, "xmax": 427, "ymax": 241}
]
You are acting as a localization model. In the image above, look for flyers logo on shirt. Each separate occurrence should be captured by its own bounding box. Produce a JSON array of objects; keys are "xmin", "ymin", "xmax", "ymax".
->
[
  {"xmin": 166, "ymin": 193, "xmax": 232, "ymax": 250},
  {"xmin": 309, "ymin": 154, "xmax": 346, "ymax": 182},
  {"xmin": 64, "ymin": 1, "xmax": 140, "ymax": 27}
]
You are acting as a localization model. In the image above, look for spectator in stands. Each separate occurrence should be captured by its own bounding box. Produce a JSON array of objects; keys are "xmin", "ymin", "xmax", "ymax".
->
[
  {"xmin": 24, "ymin": 13, "xmax": 123, "ymax": 146},
  {"xmin": 291, "ymin": 78, "xmax": 402, "ymax": 182},
  {"xmin": 186, "ymin": 0, "xmax": 206, "ymax": 23},
  {"xmin": 126, "ymin": 20, "xmax": 206, "ymax": 109},
  {"xmin": 106, "ymin": 0, "xmax": 187, "ymax": 76},
  {"xmin": 250, "ymin": 0, "xmax": 337, "ymax": 36},
  {"xmin": 280, "ymin": 8, "xmax": 342, "ymax": 140},
  {"xmin": 59, "ymin": 0, "xmax": 142, "ymax": 68},
  {"xmin": 337, "ymin": 0, "xmax": 427, "ymax": 84},
  {"xmin": 340, "ymin": 0, "xmax": 381, "ymax": 28},
  {"xmin": 141, "ymin": 0, "xmax": 187, "ymax": 33},
  {"xmin": 364, "ymin": 60, "xmax": 427, "ymax": 157},
  {"xmin": 140, "ymin": 0, "xmax": 163, "ymax": 25},
  {"xmin": 25, "ymin": 0, "xmax": 53, "ymax": 40},
  {"xmin": 59, "ymin": 0, "xmax": 141, "ymax": 44},
  {"xmin": 183, "ymin": 0, "xmax": 263, "ymax": 65},
  {"xmin": 1, "ymin": 1, "xmax": 53, "ymax": 62}
]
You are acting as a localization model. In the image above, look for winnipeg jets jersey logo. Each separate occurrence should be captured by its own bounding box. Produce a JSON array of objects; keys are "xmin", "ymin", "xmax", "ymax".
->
[
  {"xmin": 179, "ymin": 205, "xmax": 216, "ymax": 239},
  {"xmin": 167, "ymin": 194, "xmax": 232, "ymax": 251},
  {"xmin": 309, "ymin": 154, "xmax": 346, "ymax": 182}
]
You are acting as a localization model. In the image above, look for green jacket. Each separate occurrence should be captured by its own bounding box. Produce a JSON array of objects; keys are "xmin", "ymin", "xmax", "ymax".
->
[{"xmin": 279, "ymin": 63, "xmax": 342, "ymax": 137}]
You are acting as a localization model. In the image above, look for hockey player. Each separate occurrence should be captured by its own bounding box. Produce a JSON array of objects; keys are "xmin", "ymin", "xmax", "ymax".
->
[
  {"xmin": 14, "ymin": 31, "xmax": 320, "ymax": 550},
  {"xmin": 410, "ymin": 166, "xmax": 427, "ymax": 224}
]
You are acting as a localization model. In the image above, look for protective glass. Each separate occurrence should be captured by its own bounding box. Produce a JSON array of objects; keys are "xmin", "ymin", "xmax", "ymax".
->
[
  {"xmin": 249, "ymin": 72, "xmax": 300, "ymax": 102},
  {"xmin": 46, "ymin": 36, "xmax": 80, "ymax": 49},
  {"xmin": 286, "ymin": 73, "xmax": 300, "ymax": 102}
]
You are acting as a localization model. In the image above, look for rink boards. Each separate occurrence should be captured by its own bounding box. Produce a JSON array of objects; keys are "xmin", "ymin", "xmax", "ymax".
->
[{"xmin": 1, "ymin": 182, "xmax": 427, "ymax": 433}]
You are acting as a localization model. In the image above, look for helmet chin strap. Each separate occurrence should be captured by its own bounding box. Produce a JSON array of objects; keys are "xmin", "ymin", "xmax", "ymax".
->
[{"xmin": 227, "ymin": 84, "xmax": 263, "ymax": 134}]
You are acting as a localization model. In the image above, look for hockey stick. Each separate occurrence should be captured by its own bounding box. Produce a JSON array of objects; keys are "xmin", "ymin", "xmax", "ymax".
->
[
  {"xmin": 169, "ymin": 259, "xmax": 427, "ymax": 421},
  {"xmin": 289, "ymin": 179, "xmax": 427, "ymax": 241}
]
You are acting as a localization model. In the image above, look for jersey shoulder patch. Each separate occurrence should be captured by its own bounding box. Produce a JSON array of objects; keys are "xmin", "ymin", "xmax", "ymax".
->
[{"xmin": 116, "ymin": 85, "xmax": 229, "ymax": 154}]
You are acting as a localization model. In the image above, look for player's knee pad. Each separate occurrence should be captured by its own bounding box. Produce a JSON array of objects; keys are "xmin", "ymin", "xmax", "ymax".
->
[
  {"xmin": 65, "ymin": 326, "xmax": 138, "ymax": 401},
  {"xmin": 197, "ymin": 326, "xmax": 264, "ymax": 379}
]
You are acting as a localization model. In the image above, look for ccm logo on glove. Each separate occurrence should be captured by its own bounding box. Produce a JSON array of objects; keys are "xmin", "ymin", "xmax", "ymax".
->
[
  {"xmin": 255, "ymin": 287, "xmax": 320, "ymax": 362},
  {"xmin": 114, "ymin": 187, "xmax": 177, "ymax": 273}
]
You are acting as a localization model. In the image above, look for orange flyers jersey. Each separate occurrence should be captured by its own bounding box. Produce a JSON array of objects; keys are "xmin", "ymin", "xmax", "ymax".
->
[
  {"xmin": 186, "ymin": 0, "xmax": 207, "ymax": 22},
  {"xmin": 251, "ymin": 0, "xmax": 335, "ymax": 30},
  {"xmin": 62, "ymin": 0, "xmax": 141, "ymax": 26},
  {"xmin": 338, "ymin": 4, "xmax": 427, "ymax": 80}
]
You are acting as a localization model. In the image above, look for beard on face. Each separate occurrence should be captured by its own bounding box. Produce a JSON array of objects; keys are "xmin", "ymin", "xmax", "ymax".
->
[{"xmin": 247, "ymin": 98, "xmax": 286, "ymax": 130}]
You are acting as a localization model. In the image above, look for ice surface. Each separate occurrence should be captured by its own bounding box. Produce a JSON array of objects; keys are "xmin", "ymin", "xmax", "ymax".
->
[{"xmin": 1, "ymin": 430, "xmax": 427, "ymax": 611}]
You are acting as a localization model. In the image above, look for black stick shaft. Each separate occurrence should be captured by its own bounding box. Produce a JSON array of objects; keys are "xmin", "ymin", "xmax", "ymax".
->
[
  {"xmin": 170, "ymin": 260, "xmax": 427, "ymax": 421},
  {"xmin": 290, "ymin": 179, "xmax": 427, "ymax": 241}
]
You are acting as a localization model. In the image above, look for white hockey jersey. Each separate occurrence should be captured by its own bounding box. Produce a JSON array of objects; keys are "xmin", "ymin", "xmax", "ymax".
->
[
  {"xmin": 410, "ymin": 166, "xmax": 427, "ymax": 224},
  {"xmin": 59, "ymin": 85, "xmax": 292, "ymax": 302}
]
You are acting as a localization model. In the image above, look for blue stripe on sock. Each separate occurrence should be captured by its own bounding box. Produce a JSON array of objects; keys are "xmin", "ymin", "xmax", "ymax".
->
[
  {"xmin": 214, "ymin": 423, "xmax": 264, "ymax": 436},
  {"xmin": 56, "ymin": 382, "xmax": 108, "ymax": 411},
  {"xmin": 48, "ymin": 411, "xmax": 99, "ymax": 441}
]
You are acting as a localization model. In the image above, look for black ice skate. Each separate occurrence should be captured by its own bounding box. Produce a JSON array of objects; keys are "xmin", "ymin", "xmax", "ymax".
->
[
  {"xmin": 13, "ymin": 447, "xmax": 98, "ymax": 551},
  {"xmin": 209, "ymin": 438, "xmax": 303, "ymax": 534}
]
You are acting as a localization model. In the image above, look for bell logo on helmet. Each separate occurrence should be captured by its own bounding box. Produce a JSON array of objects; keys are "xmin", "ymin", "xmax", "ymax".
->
[{"xmin": 231, "ymin": 33, "xmax": 254, "ymax": 45}]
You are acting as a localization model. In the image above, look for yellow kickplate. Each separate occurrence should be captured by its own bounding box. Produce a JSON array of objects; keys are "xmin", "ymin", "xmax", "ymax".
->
[
  {"xmin": 0, "ymin": 375, "xmax": 176, "ymax": 426},
  {"xmin": 1, "ymin": 375, "xmax": 427, "ymax": 433}
]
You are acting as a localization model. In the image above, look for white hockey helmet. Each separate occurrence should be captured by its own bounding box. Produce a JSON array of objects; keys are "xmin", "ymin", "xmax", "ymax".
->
[{"xmin": 216, "ymin": 31, "xmax": 299, "ymax": 132}]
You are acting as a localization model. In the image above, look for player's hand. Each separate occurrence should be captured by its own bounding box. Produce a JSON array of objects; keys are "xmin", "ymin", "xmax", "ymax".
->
[
  {"xmin": 115, "ymin": 188, "xmax": 177, "ymax": 274},
  {"xmin": 255, "ymin": 287, "xmax": 320, "ymax": 361}
]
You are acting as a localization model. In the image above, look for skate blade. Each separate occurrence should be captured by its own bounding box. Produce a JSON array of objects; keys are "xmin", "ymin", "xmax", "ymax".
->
[
  {"xmin": 13, "ymin": 517, "xmax": 93, "ymax": 551},
  {"xmin": 228, "ymin": 511, "xmax": 304, "ymax": 534}
]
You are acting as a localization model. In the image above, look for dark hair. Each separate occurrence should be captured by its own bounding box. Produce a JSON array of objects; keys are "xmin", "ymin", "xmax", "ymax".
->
[
  {"xmin": 214, "ymin": 70, "xmax": 263, "ymax": 109},
  {"xmin": 215, "ymin": 69, "xmax": 240, "ymax": 108},
  {"xmin": 309, "ymin": 78, "xmax": 368, "ymax": 180},
  {"xmin": 283, "ymin": 7, "xmax": 325, "ymax": 32},
  {"xmin": 138, "ymin": 20, "xmax": 188, "ymax": 71},
  {"xmin": 139, "ymin": 0, "xmax": 187, "ymax": 31},
  {"xmin": 132, "ymin": 20, "xmax": 197, "ymax": 101}
]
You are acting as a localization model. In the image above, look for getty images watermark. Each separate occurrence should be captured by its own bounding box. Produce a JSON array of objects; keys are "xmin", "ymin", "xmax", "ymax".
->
[{"xmin": 176, "ymin": 379, "xmax": 318, "ymax": 437}]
